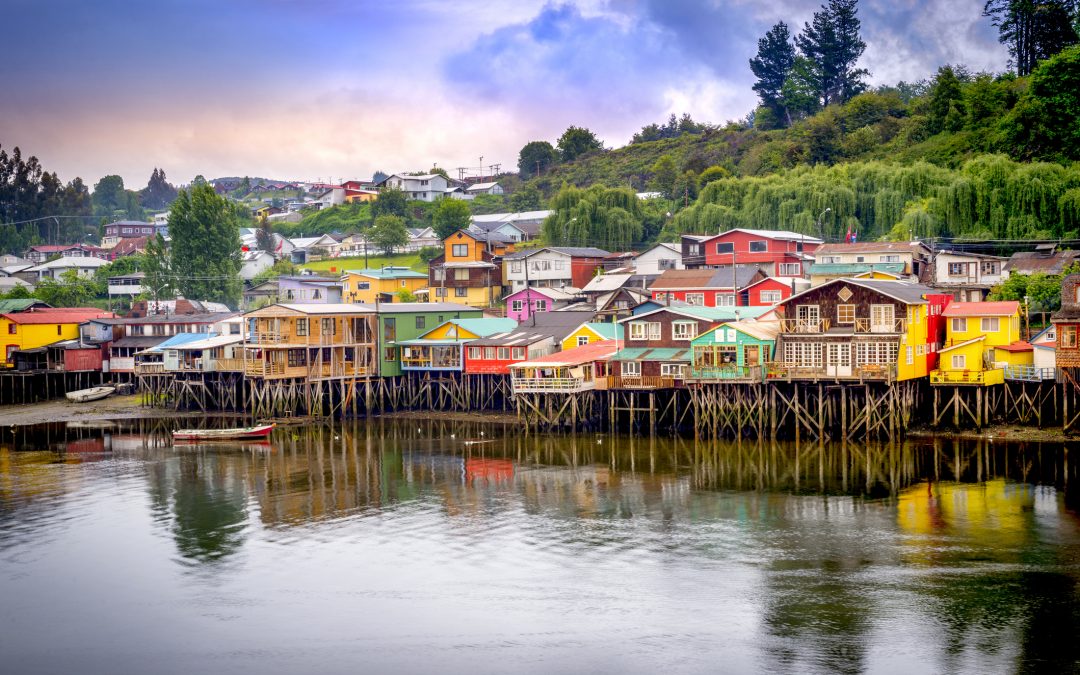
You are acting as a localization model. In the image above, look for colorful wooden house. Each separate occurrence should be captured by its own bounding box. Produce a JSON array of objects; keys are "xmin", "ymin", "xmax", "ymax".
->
[
  {"xmin": 374, "ymin": 303, "xmax": 485, "ymax": 377},
  {"xmin": 503, "ymin": 286, "xmax": 581, "ymax": 322},
  {"xmin": 682, "ymin": 228, "xmax": 820, "ymax": 276},
  {"xmin": 649, "ymin": 267, "xmax": 765, "ymax": 307},
  {"xmin": 243, "ymin": 304, "xmax": 378, "ymax": 380},
  {"xmin": 610, "ymin": 306, "xmax": 771, "ymax": 387},
  {"xmin": 466, "ymin": 312, "xmax": 595, "ymax": 375},
  {"xmin": 1, "ymin": 308, "xmax": 114, "ymax": 367},
  {"xmin": 1030, "ymin": 325, "xmax": 1057, "ymax": 379},
  {"xmin": 689, "ymin": 319, "xmax": 779, "ymax": 382},
  {"xmin": 509, "ymin": 340, "xmax": 619, "ymax": 394},
  {"xmin": 342, "ymin": 266, "xmax": 428, "ymax": 304},
  {"xmin": 810, "ymin": 242, "xmax": 931, "ymax": 285},
  {"xmin": 561, "ymin": 321, "xmax": 623, "ymax": 351},
  {"xmin": 428, "ymin": 229, "xmax": 511, "ymax": 308},
  {"xmin": 931, "ymin": 301, "xmax": 1026, "ymax": 385},
  {"xmin": 772, "ymin": 279, "xmax": 945, "ymax": 382},
  {"xmin": 1051, "ymin": 274, "xmax": 1080, "ymax": 373},
  {"xmin": 399, "ymin": 318, "xmax": 517, "ymax": 371}
]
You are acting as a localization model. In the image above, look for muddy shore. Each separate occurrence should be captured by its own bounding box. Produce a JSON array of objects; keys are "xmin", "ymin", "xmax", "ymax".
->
[{"xmin": 0, "ymin": 395, "xmax": 224, "ymax": 427}]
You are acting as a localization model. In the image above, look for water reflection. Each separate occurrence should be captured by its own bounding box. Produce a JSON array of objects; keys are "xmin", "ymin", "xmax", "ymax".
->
[{"xmin": 0, "ymin": 419, "xmax": 1079, "ymax": 673}]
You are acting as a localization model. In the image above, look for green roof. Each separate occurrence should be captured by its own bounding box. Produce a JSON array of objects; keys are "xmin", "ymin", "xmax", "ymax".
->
[
  {"xmin": 609, "ymin": 347, "xmax": 690, "ymax": 362},
  {"xmin": 582, "ymin": 322, "xmax": 624, "ymax": 340},
  {"xmin": 0, "ymin": 299, "xmax": 44, "ymax": 314},
  {"xmin": 808, "ymin": 262, "xmax": 906, "ymax": 275},
  {"xmin": 414, "ymin": 318, "xmax": 518, "ymax": 342},
  {"xmin": 347, "ymin": 266, "xmax": 427, "ymax": 280}
]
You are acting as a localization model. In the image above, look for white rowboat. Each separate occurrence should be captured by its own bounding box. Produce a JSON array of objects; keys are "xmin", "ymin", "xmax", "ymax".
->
[{"xmin": 66, "ymin": 386, "xmax": 116, "ymax": 403}]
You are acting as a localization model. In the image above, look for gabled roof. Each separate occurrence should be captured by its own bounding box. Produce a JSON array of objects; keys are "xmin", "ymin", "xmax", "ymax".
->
[
  {"xmin": 650, "ymin": 266, "xmax": 761, "ymax": 290},
  {"xmin": 816, "ymin": 241, "xmax": 929, "ymax": 255},
  {"xmin": 621, "ymin": 305, "xmax": 770, "ymax": 323},
  {"xmin": 245, "ymin": 303, "xmax": 375, "ymax": 317},
  {"xmin": 995, "ymin": 340, "xmax": 1032, "ymax": 352},
  {"xmin": 27, "ymin": 256, "xmax": 109, "ymax": 271},
  {"xmin": 170, "ymin": 334, "xmax": 245, "ymax": 351},
  {"xmin": 1005, "ymin": 250, "xmax": 1080, "ymax": 274},
  {"xmin": 935, "ymin": 249, "xmax": 1008, "ymax": 260},
  {"xmin": 136, "ymin": 332, "xmax": 215, "ymax": 355},
  {"xmin": 608, "ymin": 347, "xmax": 690, "ymax": 362},
  {"xmin": 941, "ymin": 301, "xmax": 1019, "ymax": 317},
  {"xmin": 374, "ymin": 302, "xmax": 479, "ymax": 314},
  {"xmin": 780, "ymin": 278, "xmax": 932, "ymax": 307},
  {"xmin": 465, "ymin": 181, "xmax": 500, "ymax": 192},
  {"xmin": 575, "ymin": 322, "xmax": 624, "ymax": 341},
  {"xmin": 504, "ymin": 246, "xmax": 610, "ymax": 260},
  {"xmin": 510, "ymin": 340, "xmax": 619, "ymax": 368},
  {"xmin": 582, "ymin": 273, "xmax": 634, "ymax": 293},
  {"xmin": 0, "ymin": 299, "xmax": 48, "ymax": 313},
  {"xmin": 808, "ymin": 262, "xmax": 907, "ymax": 276},
  {"xmin": 2, "ymin": 308, "xmax": 113, "ymax": 324},
  {"xmin": 469, "ymin": 311, "xmax": 597, "ymax": 346},
  {"xmin": 503, "ymin": 286, "xmax": 579, "ymax": 302},
  {"xmin": 696, "ymin": 319, "xmax": 781, "ymax": 343},
  {"xmin": 716, "ymin": 228, "xmax": 823, "ymax": 244},
  {"xmin": 346, "ymin": 266, "xmax": 427, "ymax": 280},
  {"xmin": 938, "ymin": 336, "xmax": 985, "ymax": 354}
]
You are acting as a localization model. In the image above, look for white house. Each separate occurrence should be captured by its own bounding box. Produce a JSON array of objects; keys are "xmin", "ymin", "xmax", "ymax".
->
[
  {"xmin": 407, "ymin": 227, "xmax": 440, "ymax": 251},
  {"xmin": 465, "ymin": 181, "xmax": 504, "ymax": 196},
  {"xmin": 470, "ymin": 210, "xmax": 551, "ymax": 241},
  {"xmin": 633, "ymin": 242, "xmax": 683, "ymax": 275},
  {"xmin": 289, "ymin": 234, "xmax": 340, "ymax": 263},
  {"xmin": 932, "ymin": 250, "xmax": 1009, "ymax": 301},
  {"xmin": 240, "ymin": 250, "xmax": 277, "ymax": 280},
  {"xmin": 240, "ymin": 229, "xmax": 295, "ymax": 257},
  {"xmin": 378, "ymin": 173, "xmax": 450, "ymax": 202},
  {"xmin": 504, "ymin": 247, "xmax": 609, "ymax": 292},
  {"xmin": 1031, "ymin": 325, "xmax": 1056, "ymax": 376},
  {"xmin": 26, "ymin": 256, "xmax": 109, "ymax": 280}
]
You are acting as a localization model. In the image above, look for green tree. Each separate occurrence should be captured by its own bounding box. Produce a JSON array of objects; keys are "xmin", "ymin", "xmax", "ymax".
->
[
  {"xmin": 509, "ymin": 184, "xmax": 544, "ymax": 211},
  {"xmin": 371, "ymin": 188, "xmax": 408, "ymax": 220},
  {"xmin": 369, "ymin": 214, "xmax": 409, "ymax": 254},
  {"xmin": 557, "ymin": 126, "xmax": 603, "ymax": 162},
  {"xmin": 1003, "ymin": 45, "xmax": 1080, "ymax": 158},
  {"xmin": 518, "ymin": 141, "xmax": 559, "ymax": 179},
  {"xmin": 928, "ymin": 66, "xmax": 964, "ymax": 133},
  {"xmin": 648, "ymin": 155, "xmax": 678, "ymax": 198},
  {"xmin": 432, "ymin": 198, "xmax": 472, "ymax": 239},
  {"xmin": 142, "ymin": 233, "xmax": 173, "ymax": 301},
  {"xmin": 542, "ymin": 184, "xmax": 643, "ymax": 250},
  {"xmin": 396, "ymin": 288, "xmax": 418, "ymax": 302},
  {"xmin": 139, "ymin": 168, "xmax": 178, "ymax": 210},
  {"xmin": 750, "ymin": 22, "xmax": 797, "ymax": 127},
  {"xmin": 34, "ymin": 269, "xmax": 103, "ymax": 307},
  {"xmin": 92, "ymin": 174, "xmax": 144, "ymax": 220},
  {"xmin": 167, "ymin": 184, "xmax": 243, "ymax": 306},
  {"xmin": 698, "ymin": 166, "xmax": 731, "ymax": 189},
  {"xmin": 255, "ymin": 214, "xmax": 276, "ymax": 252},
  {"xmin": 671, "ymin": 171, "xmax": 700, "ymax": 208},
  {"xmin": 796, "ymin": 0, "xmax": 869, "ymax": 106},
  {"xmin": 781, "ymin": 56, "xmax": 822, "ymax": 119},
  {"xmin": 984, "ymin": 0, "xmax": 1079, "ymax": 75}
]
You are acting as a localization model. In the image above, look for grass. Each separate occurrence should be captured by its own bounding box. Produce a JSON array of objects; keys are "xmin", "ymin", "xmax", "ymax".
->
[{"xmin": 300, "ymin": 253, "xmax": 426, "ymax": 274}]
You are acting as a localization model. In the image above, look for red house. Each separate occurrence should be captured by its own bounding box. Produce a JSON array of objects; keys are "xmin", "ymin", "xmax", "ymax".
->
[
  {"xmin": 695, "ymin": 228, "xmax": 821, "ymax": 276},
  {"xmin": 742, "ymin": 277, "xmax": 799, "ymax": 306},
  {"xmin": 649, "ymin": 267, "xmax": 765, "ymax": 307},
  {"xmin": 464, "ymin": 311, "xmax": 597, "ymax": 375},
  {"xmin": 923, "ymin": 293, "xmax": 953, "ymax": 371}
]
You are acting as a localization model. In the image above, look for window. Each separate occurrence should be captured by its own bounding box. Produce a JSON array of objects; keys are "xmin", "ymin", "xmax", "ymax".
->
[
  {"xmin": 685, "ymin": 293, "xmax": 705, "ymax": 306},
  {"xmin": 384, "ymin": 318, "xmax": 396, "ymax": 342},
  {"xmin": 783, "ymin": 342, "xmax": 823, "ymax": 367},
  {"xmin": 384, "ymin": 347, "xmax": 397, "ymax": 362},
  {"xmin": 906, "ymin": 346, "xmax": 913, "ymax": 365},
  {"xmin": 879, "ymin": 255, "xmax": 901, "ymax": 263},
  {"xmin": 948, "ymin": 262, "xmax": 966, "ymax": 276},
  {"xmin": 400, "ymin": 280, "xmax": 407, "ymax": 287},
  {"xmin": 6, "ymin": 324, "xmax": 14, "ymax": 335},
  {"xmin": 855, "ymin": 342, "xmax": 899, "ymax": 366},
  {"xmin": 856, "ymin": 256, "xmax": 865, "ymax": 263},
  {"xmin": 951, "ymin": 354, "xmax": 966, "ymax": 369},
  {"xmin": 916, "ymin": 344, "xmax": 925, "ymax": 356},
  {"xmin": 497, "ymin": 347, "xmax": 511, "ymax": 360},
  {"xmin": 647, "ymin": 322, "xmax": 661, "ymax": 340},
  {"xmin": 820, "ymin": 256, "xmax": 841, "ymax": 264},
  {"xmin": 434, "ymin": 287, "xmax": 447, "ymax": 297},
  {"xmin": 321, "ymin": 318, "xmax": 336, "ymax": 335},
  {"xmin": 951, "ymin": 318, "xmax": 967, "ymax": 333},
  {"xmin": 577, "ymin": 336, "xmax": 589, "ymax": 347},
  {"xmin": 672, "ymin": 321, "xmax": 697, "ymax": 340},
  {"xmin": 415, "ymin": 316, "xmax": 426, "ymax": 330},
  {"xmin": 749, "ymin": 240, "xmax": 767, "ymax": 253},
  {"xmin": 510, "ymin": 262, "xmax": 522, "ymax": 273},
  {"xmin": 511, "ymin": 347, "xmax": 526, "ymax": 360},
  {"xmin": 432, "ymin": 267, "xmax": 445, "ymax": 282},
  {"xmin": 454, "ymin": 268, "xmax": 469, "ymax": 281},
  {"xmin": 1061, "ymin": 325, "xmax": 1078, "ymax": 349},
  {"xmin": 716, "ymin": 242, "xmax": 734, "ymax": 254},
  {"xmin": 511, "ymin": 300, "xmax": 523, "ymax": 313},
  {"xmin": 778, "ymin": 263, "xmax": 800, "ymax": 275},
  {"xmin": 629, "ymin": 322, "xmax": 647, "ymax": 340},
  {"xmin": 981, "ymin": 317, "xmax": 1000, "ymax": 332},
  {"xmin": 760, "ymin": 290, "xmax": 782, "ymax": 304},
  {"xmin": 484, "ymin": 347, "xmax": 497, "ymax": 359},
  {"xmin": 981, "ymin": 260, "xmax": 999, "ymax": 275},
  {"xmin": 661, "ymin": 363, "xmax": 687, "ymax": 377},
  {"xmin": 230, "ymin": 323, "xmax": 241, "ymax": 335},
  {"xmin": 716, "ymin": 294, "xmax": 736, "ymax": 307},
  {"xmin": 658, "ymin": 258, "xmax": 676, "ymax": 270},
  {"xmin": 288, "ymin": 349, "xmax": 306, "ymax": 368},
  {"xmin": 467, "ymin": 347, "xmax": 482, "ymax": 360},
  {"xmin": 622, "ymin": 361, "xmax": 641, "ymax": 376},
  {"xmin": 837, "ymin": 304, "xmax": 855, "ymax": 324},
  {"xmin": 454, "ymin": 287, "xmax": 468, "ymax": 297},
  {"xmin": 688, "ymin": 244, "xmax": 701, "ymax": 255},
  {"xmin": 534, "ymin": 300, "xmax": 548, "ymax": 312},
  {"xmin": 452, "ymin": 244, "xmax": 468, "ymax": 257},
  {"xmin": 870, "ymin": 304, "xmax": 895, "ymax": 331},
  {"xmin": 57, "ymin": 325, "xmax": 62, "ymax": 335}
]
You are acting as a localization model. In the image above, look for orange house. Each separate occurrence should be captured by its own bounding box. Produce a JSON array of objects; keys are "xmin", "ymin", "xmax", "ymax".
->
[{"xmin": 427, "ymin": 229, "xmax": 515, "ymax": 308}]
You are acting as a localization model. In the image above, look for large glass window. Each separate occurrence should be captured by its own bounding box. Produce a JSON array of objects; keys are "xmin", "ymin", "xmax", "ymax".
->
[{"xmin": 749, "ymin": 241, "xmax": 767, "ymax": 253}]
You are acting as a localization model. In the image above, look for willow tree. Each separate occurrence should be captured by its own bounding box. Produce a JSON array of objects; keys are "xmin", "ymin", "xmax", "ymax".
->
[{"xmin": 542, "ymin": 184, "xmax": 643, "ymax": 249}]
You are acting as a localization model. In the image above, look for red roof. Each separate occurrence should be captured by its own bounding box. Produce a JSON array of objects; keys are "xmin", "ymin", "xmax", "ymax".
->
[
  {"xmin": 996, "ymin": 340, "xmax": 1033, "ymax": 352},
  {"xmin": 29, "ymin": 245, "xmax": 71, "ymax": 253},
  {"xmin": 3, "ymin": 308, "xmax": 114, "ymax": 324},
  {"xmin": 511, "ymin": 340, "xmax": 618, "ymax": 367},
  {"xmin": 941, "ymin": 301, "xmax": 1019, "ymax": 317}
]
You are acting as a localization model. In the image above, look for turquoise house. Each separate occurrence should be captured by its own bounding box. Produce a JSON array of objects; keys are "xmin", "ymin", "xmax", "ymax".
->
[{"xmin": 689, "ymin": 319, "xmax": 779, "ymax": 382}]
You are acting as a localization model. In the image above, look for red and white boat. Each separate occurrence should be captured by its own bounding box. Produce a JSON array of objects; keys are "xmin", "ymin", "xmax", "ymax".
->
[{"xmin": 172, "ymin": 424, "xmax": 275, "ymax": 442}]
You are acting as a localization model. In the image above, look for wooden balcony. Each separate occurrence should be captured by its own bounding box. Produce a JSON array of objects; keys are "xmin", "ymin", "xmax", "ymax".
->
[
  {"xmin": 134, "ymin": 362, "xmax": 165, "ymax": 375},
  {"xmin": 930, "ymin": 369, "xmax": 1005, "ymax": 386},
  {"xmin": 213, "ymin": 358, "xmax": 245, "ymax": 372},
  {"xmin": 599, "ymin": 375, "xmax": 677, "ymax": 390},
  {"xmin": 854, "ymin": 318, "xmax": 906, "ymax": 334},
  {"xmin": 512, "ymin": 377, "xmax": 594, "ymax": 393},
  {"xmin": 687, "ymin": 365, "xmax": 766, "ymax": 383},
  {"xmin": 766, "ymin": 362, "xmax": 896, "ymax": 382},
  {"xmin": 1004, "ymin": 365, "xmax": 1056, "ymax": 382},
  {"xmin": 779, "ymin": 318, "xmax": 831, "ymax": 334}
]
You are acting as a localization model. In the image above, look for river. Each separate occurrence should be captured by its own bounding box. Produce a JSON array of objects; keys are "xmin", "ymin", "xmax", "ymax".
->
[{"xmin": 1, "ymin": 418, "xmax": 1079, "ymax": 674}]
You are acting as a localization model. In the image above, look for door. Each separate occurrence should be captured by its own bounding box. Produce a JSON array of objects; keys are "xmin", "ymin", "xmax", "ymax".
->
[
  {"xmin": 870, "ymin": 305, "xmax": 895, "ymax": 333},
  {"xmin": 744, "ymin": 345, "xmax": 760, "ymax": 367},
  {"xmin": 796, "ymin": 305, "xmax": 820, "ymax": 332},
  {"xmin": 827, "ymin": 343, "xmax": 852, "ymax": 377}
]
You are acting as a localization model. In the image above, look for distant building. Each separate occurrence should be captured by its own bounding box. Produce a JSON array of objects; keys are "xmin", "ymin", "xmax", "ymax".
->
[{"xmin": 377, "ymin": 173, "xmax": 450, "ymax": 202}]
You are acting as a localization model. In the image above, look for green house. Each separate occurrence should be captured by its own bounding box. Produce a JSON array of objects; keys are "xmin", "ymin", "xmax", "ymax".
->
[
  {"xmin": 689, "ymin": 319, "xmax": 778, "ymax": 382},
  {"xmin": 375, "ymin": 302, "xmax": 484, "ymax": 376}
]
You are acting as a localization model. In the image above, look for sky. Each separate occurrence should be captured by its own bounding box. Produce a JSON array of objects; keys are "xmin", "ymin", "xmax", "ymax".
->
[{"xmin": 0, "ymin": 0, "xmax": 1007, "ymax": 190}]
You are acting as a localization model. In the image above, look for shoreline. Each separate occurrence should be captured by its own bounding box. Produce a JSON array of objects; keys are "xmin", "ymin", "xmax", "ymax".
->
[
  {"xmin": 907, "ymin": 424, "xmax": 1074, "ymax": 442},
  {"xmin": 0, "ymin": 395, "xmax": 231, "ymax": 427}
]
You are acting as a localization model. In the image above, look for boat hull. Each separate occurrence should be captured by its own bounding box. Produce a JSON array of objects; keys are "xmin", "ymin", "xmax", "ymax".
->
[
  {"xmin": 66, "ymin": 387, "xmax": 116, "ymax": 403},
  {"xmin": 172, "ymin": 424, "xmax": 275, "ymax": 442}
]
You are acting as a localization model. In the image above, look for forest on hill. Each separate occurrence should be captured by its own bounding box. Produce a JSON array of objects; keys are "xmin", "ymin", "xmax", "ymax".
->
[{"xmin": 531, "ymin": 0, "xmax": 1080, "ymax": 248}]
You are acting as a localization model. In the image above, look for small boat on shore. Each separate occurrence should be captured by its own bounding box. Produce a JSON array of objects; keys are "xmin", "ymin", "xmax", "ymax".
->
[
  {"xmin": 66, "ymin": 386, "xmax": 116, "ymax": 403},
  {"xmin": 172, "ymin": 424, "xmax": 275, "ymax": 442}
]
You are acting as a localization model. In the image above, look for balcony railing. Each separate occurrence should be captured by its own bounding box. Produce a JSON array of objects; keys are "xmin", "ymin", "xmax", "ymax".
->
[
  {"xmin": 766, "ymin": 362, "xmax": 896, "ymax": 382},
  {"xmin": 214, "ymin": 358, "xmax": 245, "ymax": 372},
  {"xmin": 779, "ymin": 318, "xmax": 831, "ymax": 334},
  {"xmin": 854, "ymin": 318, "xmax": 906, "ymax": 334},
  {"xmin": 1003, "ymin": 365, "xmax": 1056, "ymax": 382},
  {"xmin": 512, "ymin": 377, "xmax": 593, "ymax": 393},
  {"xmin": 599, "ymin": 375, "xmax": 677, "ymax": 390},
  {"xmin": 134, "ymin": 362, "xmax": 165, "ymax": 375},
  {"xmin": 688, "ymin": 365, "xmax": 766, "ymax": 382},
  {"xmin": 930, "ymin": 369, "xmax": 1005, "ymax": 386}
]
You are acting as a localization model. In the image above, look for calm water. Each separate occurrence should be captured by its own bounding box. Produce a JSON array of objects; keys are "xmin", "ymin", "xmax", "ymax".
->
[{"xmin": 1, "ymin": 419, "xmax": 1079, "ymax": 674}]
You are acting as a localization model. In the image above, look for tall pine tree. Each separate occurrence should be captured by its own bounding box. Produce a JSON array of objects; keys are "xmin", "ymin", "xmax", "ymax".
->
[
  {"xmin": 795, "ymin": 0, "xmax": 869, "ymax": 107},
  {"xmin": 750, "ymin": 22, "xmax": 797, "ymax": 127},
  {"xmin": 984, "ymin": 0, "xmax": 1079, "ymax": 75},
  {"xmin": 166, "ymin": 183, "xmax": 243, "ymax": 307}
]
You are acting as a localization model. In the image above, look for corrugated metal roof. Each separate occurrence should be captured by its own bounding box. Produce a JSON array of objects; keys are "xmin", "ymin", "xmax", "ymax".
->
[
  {"xmin": 608, "ymin": 348, "xmax": 690, "ymax": 361},
  {"xmin": 816, "ymin": 242, "xmax": 928, "ymax": 254},
  {"xmin": 941, "ymin": 301, "xmax": 1020, "ymax": 317},
  {"xmin": 510, "ymin": 340, "xmax": 619, "ymax": 368},
  {"xmin": 808, "ymin": 262, "xmax": 906, "ymax": 275},
  {"xmin": 3, "ymin": 308, "xmax": 113, "ymax": 324}
]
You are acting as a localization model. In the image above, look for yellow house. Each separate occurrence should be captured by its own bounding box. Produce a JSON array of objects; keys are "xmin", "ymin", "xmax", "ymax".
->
[
  {"xmin": 561, "ymin": 322, "xmax": 624, "ymax": 351},
  {"xmin": 342, "ymin": 267, "xmax": 428, "ymax": 304},
  {"xmin": 429, "ymin": 229, "xmax": 512, "ymax": 308},
  {"xmin": 931, "ymin": 301, "xmax": 1026, "ymax": 385},
  {"xmin": 1, "ymin": 308, "xmax": 114, "ymax": 367}
]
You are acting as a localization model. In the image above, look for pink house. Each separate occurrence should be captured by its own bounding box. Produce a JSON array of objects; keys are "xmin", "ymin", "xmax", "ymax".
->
[{"xmin": 503, "ymin": 287, "xmax": 581, "ymax": 321}]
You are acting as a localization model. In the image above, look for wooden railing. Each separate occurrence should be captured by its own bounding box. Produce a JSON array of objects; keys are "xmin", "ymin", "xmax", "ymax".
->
[
  {"xmin": 512, "ymin": 377, "xmax": 592, "ymax": 393},
  {"xmin": 1004, "ymin": 365, "xmax": 1056, "ymax": 382},
  {"xmin": 600, "ymin": 375, "xmax": 677, "ymax": 390},
  {"xmin": 135, "ymin": 362, "xmax": 165, "ymax": 374},
  {"xmin": 854, "ymin": 318, "xmax": 906, "ymax": 334},
  {"xmin": 779, "ymin": 318, "xmax": 831, "ymax": 334},
  {"xmin": 689, "ymin": 365, "xmax": 766, "ymax": 382},
  {"xmin": 214, "ymin": 358, "xmax": 245, "ymax": 372},
  {"xmin": 930, "ymin": 369, "xmax": 1004, "ymax": 385},
  {"xmin": 766, "ymin": 362, "xmax": 896, "ymax": 382}
]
